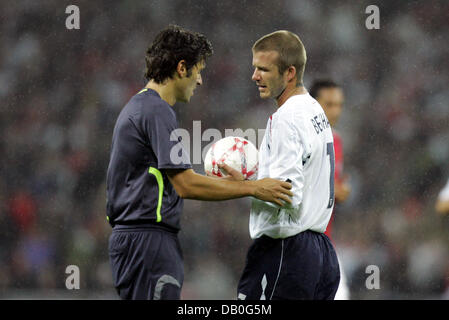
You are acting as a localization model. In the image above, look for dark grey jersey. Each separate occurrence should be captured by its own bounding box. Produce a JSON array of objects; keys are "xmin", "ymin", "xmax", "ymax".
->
[{"xmin": 106, "ymin": 88, "xmax": 191, "ymax": 230}]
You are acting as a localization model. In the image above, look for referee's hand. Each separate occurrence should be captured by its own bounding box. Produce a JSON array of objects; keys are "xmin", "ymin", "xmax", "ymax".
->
[
  {"xmin": 217, "ymin": 163, "xmax": 244, "ymax": 181},
  {"xmin": 205, "ymin": 163, "xmax": 245, "ymax": 181},
  {"xmin": 253, "ymin": 178, "xmax": 293, "ymax": 207}
]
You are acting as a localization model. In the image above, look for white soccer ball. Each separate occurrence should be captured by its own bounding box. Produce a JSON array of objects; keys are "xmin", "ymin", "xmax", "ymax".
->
[{"xmin": 204, "ymin": 136, "xmax": 258, "ymax": 180}]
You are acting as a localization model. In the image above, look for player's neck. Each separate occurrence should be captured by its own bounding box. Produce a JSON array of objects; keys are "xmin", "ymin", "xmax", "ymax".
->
[
  {"xmin": 276, "ymin": 83, "xmax": 308, "ymax": 108},
  {"xmin": 145, "ymin": 80, "xmax": 177, "ymax": 106}
]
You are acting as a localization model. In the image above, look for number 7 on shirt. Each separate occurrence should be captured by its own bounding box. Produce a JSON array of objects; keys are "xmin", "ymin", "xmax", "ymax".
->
[{"xmin": 327, "ymin": 142, "xmax": 335, "ymax": 208}]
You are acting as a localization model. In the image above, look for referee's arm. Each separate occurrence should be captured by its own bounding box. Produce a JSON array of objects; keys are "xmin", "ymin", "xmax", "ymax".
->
[{"xmin": 166, "ymin": 168, "xmax": 293, "ymax": 207}]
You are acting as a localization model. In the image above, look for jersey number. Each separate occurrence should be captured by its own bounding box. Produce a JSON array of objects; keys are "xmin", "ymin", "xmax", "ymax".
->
[{"xmin": 327, "ymin": 142, "xmax": 335, "ymax": 208}]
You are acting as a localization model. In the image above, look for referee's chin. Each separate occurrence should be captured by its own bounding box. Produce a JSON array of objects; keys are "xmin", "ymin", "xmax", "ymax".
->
[
  {"xmin": 177, "ymin": 96, "xmax": 190, "ymax": 104},
  {"xmin": 181, "ymin": 93, "xmax": 194, "ymax": 103}
]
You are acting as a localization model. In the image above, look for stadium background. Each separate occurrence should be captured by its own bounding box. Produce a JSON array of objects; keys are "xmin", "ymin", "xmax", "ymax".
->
[{"xmin": 0, "ymin": 0, "xmax": 448, "ymax": 299}]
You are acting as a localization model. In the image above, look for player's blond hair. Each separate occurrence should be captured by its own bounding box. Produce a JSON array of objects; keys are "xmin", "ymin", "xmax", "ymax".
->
[{"xmin": 252, "ymin": 30, "xmax": 307, "ymax": 85}]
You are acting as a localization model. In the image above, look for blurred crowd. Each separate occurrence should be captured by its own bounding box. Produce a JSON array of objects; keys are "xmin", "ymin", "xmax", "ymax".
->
[{"xmin": 0, "ymin": 0, "xmax": 448, "ymax": 299}]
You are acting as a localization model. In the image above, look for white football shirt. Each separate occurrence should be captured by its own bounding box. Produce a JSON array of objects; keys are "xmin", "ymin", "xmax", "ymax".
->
[{"xmin": 250, "ymin": 92, "xmax": 335, "ymax": 239}]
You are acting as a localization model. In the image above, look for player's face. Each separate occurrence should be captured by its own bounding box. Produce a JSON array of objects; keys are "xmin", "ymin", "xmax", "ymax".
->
[
  {"xmin": 252, "ymin": 50, "xmax": 286, "ymax": 100},
  {"xmin": 177, "ymin": 60, "xmax": 205, "ymax": 103},
  {"xmin": 316, "ymin": 87, "xmax": 344, "ymax": 126}
]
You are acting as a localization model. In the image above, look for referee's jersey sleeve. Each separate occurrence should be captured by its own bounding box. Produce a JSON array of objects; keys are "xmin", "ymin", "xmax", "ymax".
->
[{"xmin": 139, "ymin": 102, "xmax": 192, "ymax": 170}]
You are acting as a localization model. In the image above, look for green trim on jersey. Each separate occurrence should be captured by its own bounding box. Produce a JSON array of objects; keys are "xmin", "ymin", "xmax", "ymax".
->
[
  {"xmin": 148, "ymin": 167, "xmax": 164, "ymax": 222},
  {"xmin": 138, "ymin": 88, "xmax": 149, "ymax": 94}
]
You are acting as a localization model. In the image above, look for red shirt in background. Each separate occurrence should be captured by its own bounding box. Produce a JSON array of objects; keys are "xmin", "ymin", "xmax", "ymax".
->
[{"xmin": 325, "ymin": 130, "xmax": 343, "ymax": 239}]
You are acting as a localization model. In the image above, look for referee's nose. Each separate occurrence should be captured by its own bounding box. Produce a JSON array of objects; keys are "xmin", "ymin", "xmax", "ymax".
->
[{"xmin": 197, "ymin": 73, "xmax": 203, "ymax": 86}]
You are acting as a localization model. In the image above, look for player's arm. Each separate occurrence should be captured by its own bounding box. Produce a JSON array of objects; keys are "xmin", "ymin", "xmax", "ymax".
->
[
  {"xmin": 435, "ymin": 199, "xmax": 449, "ymax": 215},
  {"xmin": 265, "ymin": 115, "xmax": 307, "ymax": 207},
  {"xmin": 166, "ymin": 168, "xmax": 293, "ymax": 207},
  {"xmin": 335, "ymin": 175, "xmax": 351, "ymax": 203},
  {"xmin": 435, "ymin": 179, "xmax": 449, "ymax": 215},
  {"xmin": 333, "ymin": 134, "xmax": 351, "ymax": 203}
]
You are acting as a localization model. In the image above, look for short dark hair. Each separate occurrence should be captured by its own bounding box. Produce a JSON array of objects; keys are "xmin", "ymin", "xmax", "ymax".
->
[
  {"xmin": 252, "ymin": 30, "xmax": 307, "ymax": 85},
  {"xmin": 144, "ymin": 25, "xmax": 213, "ymax": 83},
  {"xmin": 309, "ymin": 80, "xmax": 340, "ymax": 99}
]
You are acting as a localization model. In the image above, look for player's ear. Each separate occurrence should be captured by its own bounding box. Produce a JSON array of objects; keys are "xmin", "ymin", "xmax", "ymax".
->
[
  {"xmin": 286, "ymin": 66, "xmax": 297, "ymax": 83},
  {"xmin": 176, "ymin": 60, "xmax": 187, "ymax": 78}
]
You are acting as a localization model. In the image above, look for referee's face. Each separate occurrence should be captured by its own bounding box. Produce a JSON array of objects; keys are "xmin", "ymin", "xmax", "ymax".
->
[
  {"xmin": 252, "ymin": 50, "xmax": 286, "ymax": 100},
  {"xmin": 177, "ymin": 60, "xmax": 205, "ymax": 103}
]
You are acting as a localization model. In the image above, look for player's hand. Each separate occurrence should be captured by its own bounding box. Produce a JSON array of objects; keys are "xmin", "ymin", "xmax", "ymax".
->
[{"xmin": 253, "ymin": 178, "xmax": 293, "ymax": 207}]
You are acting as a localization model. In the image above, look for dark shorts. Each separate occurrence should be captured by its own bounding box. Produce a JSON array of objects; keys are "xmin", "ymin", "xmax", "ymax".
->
[
  {"xmin": 237, "ymin": 230, "xmax": 340, "ymax": 300},
  {"xmin": 108, "ymin": 225, "xmax": 184, "ymax": 300}
]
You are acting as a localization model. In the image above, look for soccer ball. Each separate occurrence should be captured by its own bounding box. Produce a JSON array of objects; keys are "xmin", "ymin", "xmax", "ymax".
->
[{"xmin": 204, "ymin": 136, "xmax": 258, "ymax": 180}]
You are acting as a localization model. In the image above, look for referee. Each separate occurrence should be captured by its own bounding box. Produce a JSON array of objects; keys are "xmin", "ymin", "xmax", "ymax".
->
[{"xmin": 106, "ymin": 25, "xmax": 293, "ymax": 300}]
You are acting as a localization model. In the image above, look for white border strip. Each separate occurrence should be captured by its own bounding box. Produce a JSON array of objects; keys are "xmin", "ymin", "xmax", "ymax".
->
[{"xmin": 270, "ymin": 239, "xmax": 284, "ymax": 300}]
